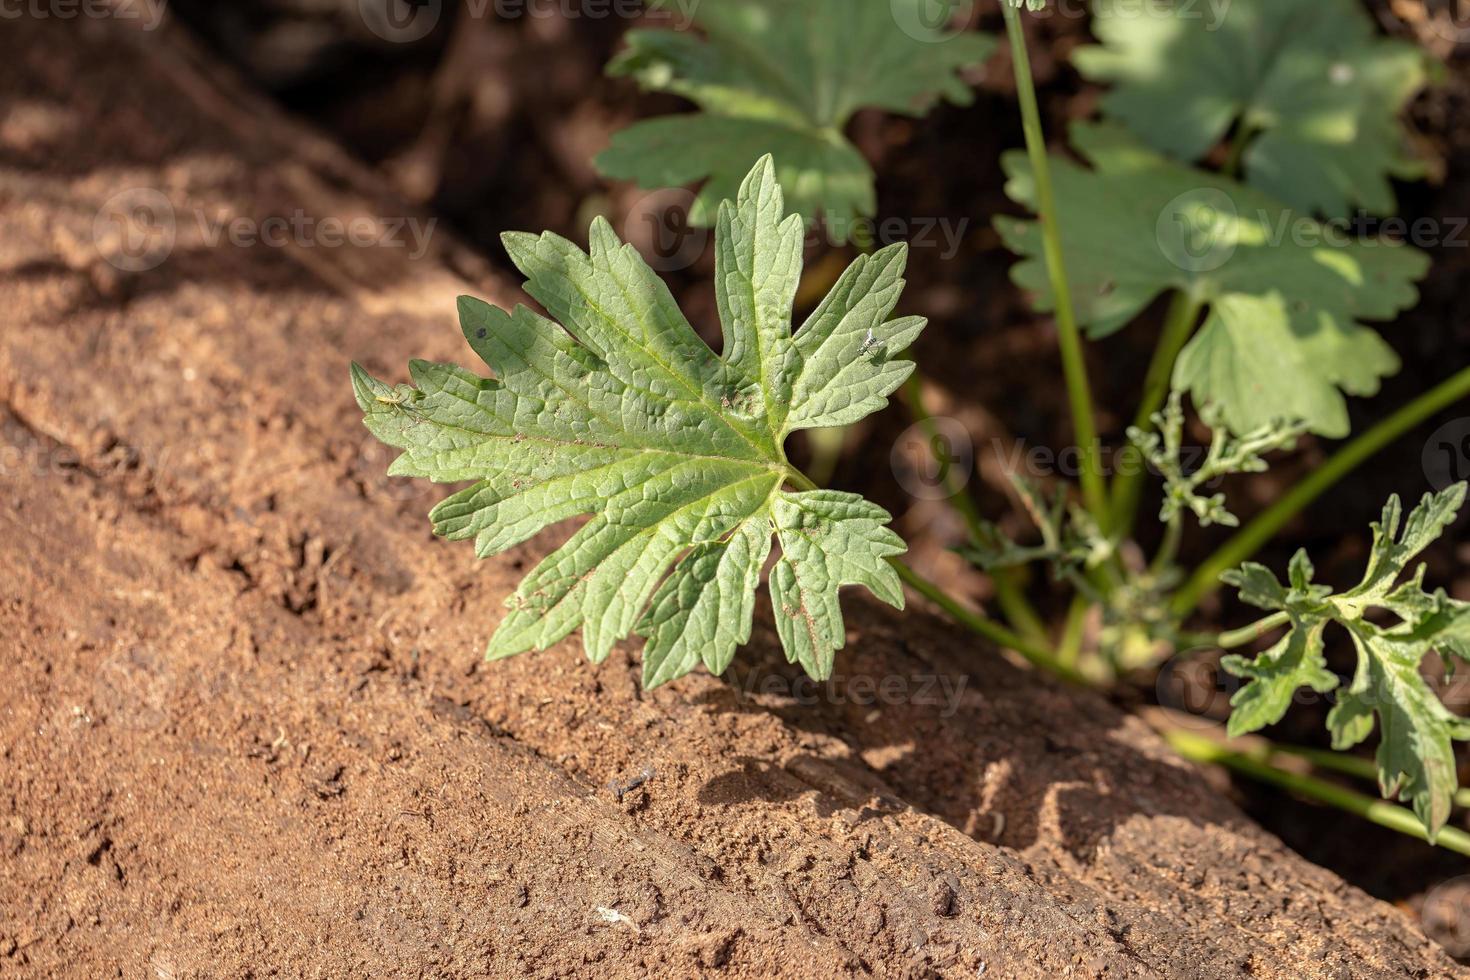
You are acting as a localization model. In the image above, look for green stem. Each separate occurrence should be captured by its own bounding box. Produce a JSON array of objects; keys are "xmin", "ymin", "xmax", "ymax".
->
[
  {"xmin": 1001, "ymin": 2, "xmax": 1109, "ymax": 528},
  {"xmin": 1172, "ymin": 364, "xmax": 1470, "ymax": 617},
  {"xmin": 1272, "ymin": 742, "xmax": 1470, "ymax": 810},
  {"xmin": 901, "ymin": 375, "xmax": 984, "ymax": 534},
  {"xmin": 1112, "ymin": 291, "xmax": 1205, "ymax": 535},
  {"xmin": 1213, "ymin": 611, "xmax": 1290, "ymax": 649},
  {"xmin": 1056, "ymin": 594, "xmax": 1089, "ymax": 668},
  {"xmin": 785, "ymin": 468, "xmax": 820, "ymax": 492},
  {"xmin": 1149, "ymin": 517, "xmax": 1183, "ymax": 577},
  {"xmin": 1222, "ymin": 123, "xmax": 1255, "ymax": 178},
  {"xmin": 892, "ymin": 559, "xmax": 1088, "ymax": 686},
  {"xmin": 993, "ymin": 574, "xmax": 1050, "ymax": 646},
  {"xmin": 900, "ymin": 375, "xmax": 1049, "ymax": 644},
  {"xmin": 1164, "ymin": 729, "xmax": 1470, "ymax": 857}
]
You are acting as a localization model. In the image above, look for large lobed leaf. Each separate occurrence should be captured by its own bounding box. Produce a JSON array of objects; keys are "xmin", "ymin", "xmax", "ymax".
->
[
  {"xmin": 1221, "ymin": 483, "xmax": 1470, "ymax": 838},
  {"xmin": 596, "ymin": 0, "xmax": 995, "ymax": 231},
  {"xmin": 353, "ymin": 157, "xmax": 922, "ymax": 687},
  {"xmin": 1074, "ymin": 0, "xmax": 1432, "ymax": 218},
  {"xmin": 998, "ymin": 122, "xmax": 1429, "ymax": 437}
]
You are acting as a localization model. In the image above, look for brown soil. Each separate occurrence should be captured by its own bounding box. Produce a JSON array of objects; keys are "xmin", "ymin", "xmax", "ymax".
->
[{"xmin": 0, "ymin": 12, "xmax": 1465, "ymax": 979}]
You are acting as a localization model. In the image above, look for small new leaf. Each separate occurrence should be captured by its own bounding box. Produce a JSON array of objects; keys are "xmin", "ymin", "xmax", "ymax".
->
[
  {"xmin": 1129, "ymin": 391, "xmax": 1306, "ymax": 528},
  {"xmin": 1221, "ymin": 483, "xmax": 1470, "ymax": 837},
  {"xmin": 354, "ymin": 157, "xmax": 922, "ymax": 688},
  {"xmin": 957, "ymin": 473, "xmax": 1112, "ymax": 581},
  {"xmin": 998, "ymin": 122, "xmax": 1428, "ymax": 436},
  {"xmin": 596, "ymin": 0, "xmax": 995, "ymax": 232},
  {"xmin": 1074, "ymin": 0, "xmax": 1432, "ymax": 218}
]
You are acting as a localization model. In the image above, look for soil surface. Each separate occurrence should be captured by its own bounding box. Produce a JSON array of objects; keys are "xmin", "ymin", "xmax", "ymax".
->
[{"xmin": 1, "ymin": 10, "xmax": 1467, "ymax": 980}]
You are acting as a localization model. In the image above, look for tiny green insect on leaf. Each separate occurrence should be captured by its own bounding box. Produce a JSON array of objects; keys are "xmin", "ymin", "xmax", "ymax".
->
[
  {"xmin": 352, "ymin": 157, "xmax": 922, "ymax": 688},
  {"xmin": 595, "ymin": 0, "xmax": 995, "ymax": 234},
  {"xmin": 1221, "ymin": 483, "xmax": 1470, "ymax": 838},
  {"xmin": 1074, "ymin": 0, "xmax": 1432, "ymax": 218}
]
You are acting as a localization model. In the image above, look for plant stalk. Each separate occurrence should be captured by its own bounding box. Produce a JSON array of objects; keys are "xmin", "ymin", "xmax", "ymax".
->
[
  {"xmin": 891, "ymin": 559, "xmax": 1088, "ymax": 686},
  {"xmin": 1163, "ymin": 728, "xmax": 1470, "ymax": 857},
  {"xmin": 900, "ymin": 374, "xmax": 1049, "ymax": 644},
  {"xmin": 1112, "ymin": 291, "xmax": 1206, "ymax": 535},
  {"xmin": 1172, "ymin": 364, "xmax": 1470, "ymax": 616},
  {"xmin": 1001, "ymin": 1, "xmax": 1110, "ymax": 528},
  {"xmin": 1272, "ymin": 742, "xmax": 1470, "ymax": 810},
  {"xmin": 1213, "ymin": 611, "xmax": 1290, "ymax": 649}
]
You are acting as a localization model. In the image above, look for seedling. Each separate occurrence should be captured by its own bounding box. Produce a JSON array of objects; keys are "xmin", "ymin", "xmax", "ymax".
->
[
  {"xmin": 355, "ymin": 158, "xmax": 919, "ymax": 689},
  {"xmin": 356, "ymin": 0, "xmax": 1470, "ymax": 845}
]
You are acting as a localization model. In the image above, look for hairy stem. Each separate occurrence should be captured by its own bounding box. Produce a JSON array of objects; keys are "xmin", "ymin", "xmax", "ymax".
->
[
  {"xmin": 900, "ymin": 374, "xmax": 1049, "ymax": 643},
  {"xmin": 891, "ymin": 559, "xmax": 1088, "ymax": 686},
  {"xmin": 1272, "ymin": 742, "xmax": 1470, "ymax": 810},
  {"xmin": 1149, "ymin": 516, "xmax": 1183, "ymax": 577},
  {"xmin": 1213, "ymin": 611, "xmax": 1290, "ymax": 649},
  {"xmin": 1164, "ymin": 728, "xmax": 1470, "ymax": 857},
  {"xmin": 1171, "ymin": 364, "xmax": 1470, "ymax": 617},
  {"xmin": 1112, "ymin": 291, "xmax": 1206, "ymax": 535},
  {"xmin": 1056, "ymin": 594, "xmax": 1089, "ymax": 669},
  {"xmin": 1001, "ymin": 1, "xmax": 1110, "ymax": 527}
]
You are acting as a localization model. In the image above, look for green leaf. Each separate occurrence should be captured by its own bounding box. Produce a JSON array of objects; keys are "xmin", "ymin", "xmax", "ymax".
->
[
  {"xmin": 1222, "ymin": 483, "xmax": 1470, "ymax": 838},
  {"xmin": 1345, "ymin": 484, "xmax": 1467, "ymax": 602},
  {"xmin": 770, "ymin": 490, "xmax": 906, "ymax": 678},
  {"xmin": 1129, "ymin": 391, "xmax": 1306, "ymax": 529},
  {"xmin": 596, "ymin": 0, "xmax": 995, "ymax": 232},
  {"xmin": 1074, "ymin": 0, "xmax": 1432, "ymax": 218},
  {"xmin": 1223, "ymin": 621, "xmax": 1336, "ymax": 737},
  {"xmin": 353, "ymin": 157, "xmax": 921, "ymax": 688},
  {"xmin": 997, "ymin": 122, "xmax": 1429, "ymax": 436},
  {"xmin": 1332, "ymin": 618, "xmax": 1470, "ymax": 834}
]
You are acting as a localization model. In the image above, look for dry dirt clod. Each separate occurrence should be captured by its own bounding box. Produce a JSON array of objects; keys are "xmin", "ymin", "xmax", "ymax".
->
[{"xmin": 931, "ymin": 878, "xmax": 957, "ymax": 918}]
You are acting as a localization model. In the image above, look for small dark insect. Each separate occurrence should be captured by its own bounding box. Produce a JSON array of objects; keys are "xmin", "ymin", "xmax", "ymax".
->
[{"xmin": 608, "ymin": 765, "xmax": 656, "ymax": 802}]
